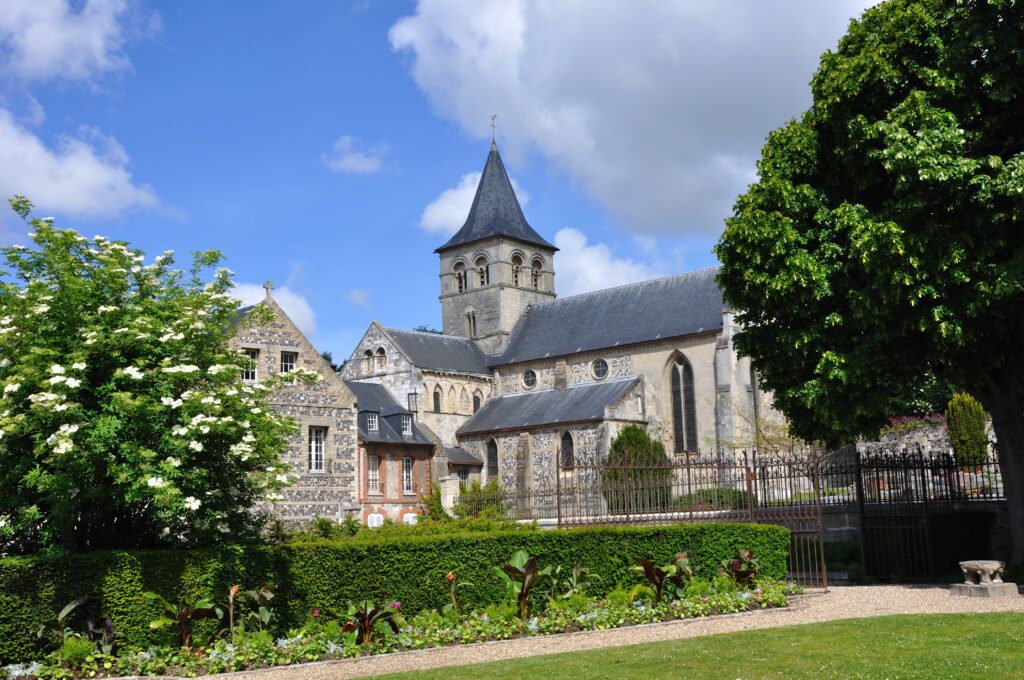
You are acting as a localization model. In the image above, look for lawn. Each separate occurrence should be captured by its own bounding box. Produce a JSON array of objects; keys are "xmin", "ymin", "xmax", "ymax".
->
[{"xmin": 377, "ymin": 613, "xmax": 1024, "ymax": 680}]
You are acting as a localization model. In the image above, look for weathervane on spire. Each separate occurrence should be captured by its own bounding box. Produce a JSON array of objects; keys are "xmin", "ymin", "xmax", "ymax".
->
[{"xmin": 490, "ymin": 114, "xmax": 497, "ymax": 142}]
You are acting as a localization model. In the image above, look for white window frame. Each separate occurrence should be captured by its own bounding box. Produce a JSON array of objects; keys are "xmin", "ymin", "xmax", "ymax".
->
[
  {"xmin": 308, "ymin": 426, "xmax": 326, "ymax": 473},
  {"xmin": 241, "ymin": 348, "xmax": 259, "ymax": 382},
  {"xmin": 401, "ymin": 415, "xmax": 412, "ymax": 436},
  {"xmin": 280, "ymin": 351, "xmax": 298, "ymax": 384},
  {"xmin": 367, "ymin": 454, "xmax": 380, "ymax": 494},
  {"xmin": 367, "ymin": 413, "xmax": 378, "ymax": 432},
  {"xmin": 402, "ymin": 456, "xmax": 414, "ymax": 494}
]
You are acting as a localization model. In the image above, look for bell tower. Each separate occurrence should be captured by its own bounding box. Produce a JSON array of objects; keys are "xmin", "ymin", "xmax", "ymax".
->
[{"xmin": 437, "ymin": 142, "xmax": 557, "ymax": 355}]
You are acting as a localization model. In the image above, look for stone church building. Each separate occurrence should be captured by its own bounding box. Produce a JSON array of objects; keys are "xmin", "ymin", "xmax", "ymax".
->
[{"xmin": 237, "ymin": 142, "xmax": 774, "ymax": 526}]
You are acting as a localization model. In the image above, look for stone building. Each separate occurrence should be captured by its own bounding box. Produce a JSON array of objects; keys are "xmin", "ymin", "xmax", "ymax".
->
[
  {"xmin": 232, "ymin": 284, "xmax": 359, "ymax": 527},
  {"xmin": 337, "ymin": 142, "xmax": 778, "ymax": 514}
]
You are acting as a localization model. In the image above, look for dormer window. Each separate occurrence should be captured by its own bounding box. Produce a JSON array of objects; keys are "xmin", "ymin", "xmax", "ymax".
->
[
  {"xmin": 367, "ymin": 413, "xmax": 378, "ymax": 432},
  {"xmin": 401, "ymin": 415, "xmax": 412, "ymax": 436}
]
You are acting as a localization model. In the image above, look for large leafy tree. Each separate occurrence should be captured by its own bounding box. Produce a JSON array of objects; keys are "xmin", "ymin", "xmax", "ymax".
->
[
  {"xmin": 716, "ymin": 1, "xmax": 1024, "ymax": 561},
  {"xmin": 0, "ymin": 199, "xmax": 297, "ymax": 554}
]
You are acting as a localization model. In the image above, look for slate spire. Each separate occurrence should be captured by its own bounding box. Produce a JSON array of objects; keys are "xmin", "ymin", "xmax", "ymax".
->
[{"xmin": 435, "ymin": 143, "xmax": 556, "ymax": 253}]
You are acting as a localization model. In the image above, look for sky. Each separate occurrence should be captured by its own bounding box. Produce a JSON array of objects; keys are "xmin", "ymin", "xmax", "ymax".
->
[{"xmin": 0, "ymin": 0, "xmax": 874, "ymax": 359}]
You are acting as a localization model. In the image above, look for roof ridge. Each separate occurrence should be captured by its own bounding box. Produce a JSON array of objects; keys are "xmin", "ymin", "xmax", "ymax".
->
[
  {"xmin": 529, "ymin": 266, "xmax": 721, "ymax": 309},
  {"xmin": 385, "ymin": 327, "xmax": 477, "ymax": 342},
  {"xmin": 491, "ymin": 376, "xmax": 638, "ymax": 399}
]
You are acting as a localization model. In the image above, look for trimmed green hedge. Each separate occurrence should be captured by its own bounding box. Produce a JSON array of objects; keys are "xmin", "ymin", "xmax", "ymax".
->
[{"xmin": 0, "ymin": 522, "xmax": 789, "ymax": 663}]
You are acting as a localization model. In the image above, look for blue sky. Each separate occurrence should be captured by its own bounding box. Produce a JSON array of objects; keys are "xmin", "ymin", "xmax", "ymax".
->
[{"xmin": 0, "ymin": 0, "xmax": 872, "ymax": 359}]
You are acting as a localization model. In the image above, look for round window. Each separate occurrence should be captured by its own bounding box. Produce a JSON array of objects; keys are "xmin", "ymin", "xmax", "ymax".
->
[
  {"xmin": 522, "ymin": 369, "xmax": 537, "ymax": 389},
  {"xmin": 592, "ymin": 358, "xmax": 609, "ymax": 380}
]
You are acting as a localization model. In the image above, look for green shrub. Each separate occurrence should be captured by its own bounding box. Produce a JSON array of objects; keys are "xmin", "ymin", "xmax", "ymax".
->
[
  {"xmin": 452, "ymin": 479, "xmax": 510, "ymax": 519},
  {"xmin": 0, "ymin": 522, "xmax": 789, "ymax": 663},
  {"xmin": 946, "ymin": 393, "xmax": 988, "ymax": 468},
  {"xmin": 602, "ymin": 425, "xmax": 672, "ymax": 513},
  {"xmin": 675, "ymin": 488, "xmax": 749, "ymax": 511},
  {"xmin": 57, "ymin": 636, "xmax": 95, "ymax": 667}
]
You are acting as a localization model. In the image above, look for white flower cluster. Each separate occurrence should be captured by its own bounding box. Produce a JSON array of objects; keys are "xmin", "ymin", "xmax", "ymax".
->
[
  {"xmin": 188, "ymin": 440, "xmax": 204, "ymax": 452},
  {"xmin": 97, "ymin": 305, "xmax": 118, "ymax": 313},
  {"xmin": 46, "ymin": 423, "xmax": 79, "ymax": 455},
  {"xmin": 162, "ymin": 365, "xmax": 199, "ymax": 374},
  {"xmin": 161, "ymin": 396, "xmax": 184, "ymax": 409},
  {"xmin": 147, "ymin": 477, "xmax": 166, "ymax": 488},
  {"xmin": 166, "ymin": 456, "xmax": 182, "ymax": 468},
  {"xmin": 158, "ymin": 331, "xmax": 185, "ymax": 343},
  {"xmin": 184, "ymin": 496, "xmax": 201, "ymax": 510},
  {"xmin": 122, "ymin": 366, "xmax": 145, "ymax": 380}
]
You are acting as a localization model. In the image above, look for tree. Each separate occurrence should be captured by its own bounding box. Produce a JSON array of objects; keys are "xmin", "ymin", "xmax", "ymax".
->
[
  {"xmin": 413, "ymin": 325, "xmax": 442, "ymax": 334},
  {"xmin": 946, "ymin": 393, "xmax": 989, "ymax": 469},
  {"xmin": 0, "ymin": 198, "xmax": 297, "ymax": 554},
  {"xmin": 715, "ymin": 1, "xmax": 1024, "ymax": 561},
  {"xmin": 601, "ymin": 425, "xmax": 671, "ymax": 514}
]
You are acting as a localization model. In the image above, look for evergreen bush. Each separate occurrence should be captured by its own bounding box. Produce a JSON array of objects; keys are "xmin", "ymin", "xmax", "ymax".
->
[
  {"xmin": 946, "ymin": 392, "xmax": 988, "ymax": 468},
  {"xmin": 602, "ymin": 425, "xmax": 672, "ymax": 513}
]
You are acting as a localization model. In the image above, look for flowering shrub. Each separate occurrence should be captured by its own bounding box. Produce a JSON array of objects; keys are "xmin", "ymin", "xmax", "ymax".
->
[{"xmin": 0, "ymin": 198, "xmax": 297, "ymax": 554}]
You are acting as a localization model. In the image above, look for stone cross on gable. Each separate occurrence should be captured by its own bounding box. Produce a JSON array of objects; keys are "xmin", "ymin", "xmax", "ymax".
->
[{"xmin": 263, "ymin": 280, "xmax": 273, "ymax": 300}]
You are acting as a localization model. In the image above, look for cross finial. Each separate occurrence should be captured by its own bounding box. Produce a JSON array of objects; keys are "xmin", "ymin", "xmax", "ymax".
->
[
  {"xmin": 263, "ymin": 280, "xmax": 273, "ymax": 300},
  {"xmin": 490, "ymin": 114, "xmax": 497, "ymax": 144}
]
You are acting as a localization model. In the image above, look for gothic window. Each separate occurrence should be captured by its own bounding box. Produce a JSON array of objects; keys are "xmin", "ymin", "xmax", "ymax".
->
[
  {"xmin": 522, "ymin": 369, "xmax": 537, "ymax": 389},
  {"xmin": 362, "ymin": 350, "xmax": 373, "ymax": 374},
  {"xmin": 453, "ymin": 262, "xmax": 466, "ymax": 292},
  {"xmin": 671, "ymin": 355, "xmax": 698, "ymax": 453},
  {"xmin": 472, "ymin": 391, "xmax": 482, "ymax": 413},
  {"xmin": 486, "ymin": 439, "xmax": 499, "ymax": 482},
  {"xmin": 433, "ymin": 387, "xmax": 442, "ymax": 413},
  {"xmin": 466, "ymin": 311, "xmax": 477, "ymax": 337},
  {"xmin": 592, "ymin": 358, "xmax": 609, "ymax": 380},
  {"xmin": 560, "ymin": 431, "xmax": 575, "ymax": 470},
  {"xmin": 511, "ymin": 253, "xmax": 524, "ymax": 287},
  {"xmin": 475, "ymin": 256, "xmax": 489, "ymax": 286},
  {"xmin": 460, "ymin": 387, "xmax": 470, "ymax": 413},
  {"xmin": 375, "ymin": 347, "xmax": 387, "ymax": 371},
  {"xmin": 531, "ymin": 258, "xmax": 543, "ymax": 290}
]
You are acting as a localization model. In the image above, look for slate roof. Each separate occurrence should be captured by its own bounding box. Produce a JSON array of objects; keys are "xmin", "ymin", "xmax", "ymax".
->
[
  {"xmin": 344, "ymin": 380, "xmax": 434, "ymax": 446},
  {"xmin": 436, "ymin": 143, "xmax": 556, "ymax": 253},
  {"xmin": 385, "ymin": 328, "xmax": 490, "ymax": 375},
  {"xmin": 457, "ymin": 377, "xmax": 640, "ymax": 435},
  {"xmin": 492, "ymin": 267, "xmax": 724, "ymax": 366},
  {"xmin": 444, "ymin": 446, "xmax": 483, "ymax": 466}
]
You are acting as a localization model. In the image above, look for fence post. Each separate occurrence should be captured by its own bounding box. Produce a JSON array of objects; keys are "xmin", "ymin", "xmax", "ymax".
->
[
  {"xmin": 555, "ymin": 450, "xmax": 562, "ymax": 527},
  {"xmin": 854, "ymin": 449, "xmax": 868, "ymax": 579},
  {"xmin": 813, "ymin": 459, "xmax": 829, "ymax": 592},
  {"xmin": 745, "ymin": 457, "xmax": 755, "ymax": 522}
]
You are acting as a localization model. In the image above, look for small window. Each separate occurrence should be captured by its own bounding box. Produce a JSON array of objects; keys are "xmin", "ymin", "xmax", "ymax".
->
[
  {"xmin": 367, "ymin": 413, "xmax": 378, "ymax": 432},
  {"xmin": 308, "ymin": 426, "xmax": 326, "ymax": 473},
  {"xmin": 560, "ymin": 431, "xmax": 575, "ymax": 470},
  {"xmin": 453, "ymin": 262, "xmax": 466, "ymax": 292},
  {"xmin": 592, "ymin": 358, "xmax": 609, "ymax": 380},
  {"xmin": 522, "ymin": 369, "xmax": 537, "ymax": 389},
  {"xmin": 241, "ymin": 348, "xmax": 259, "ymax": 382},
  {"xmin": 486, "ymin": 439, "xmax": 499, "ymax": 482},
  {"xmin": 531, "ymin": 258, "xmax": 543, "ymax": 289},
  {"xmin": 466, "ymin": 311, "xmax": 477, "ymax": 337},
  {"xmin": 401, "ymin": 415, "xmax": 412, "ymax": 436},
  {"xmin": 375, "ymin": 347, "xmax": 387, "ymax": 371},
  {"xmin": 402, "ymin": 457, "xmax": 414, "ymax": 493},
  {"xmin": 363, "ymin": 350, "xmax": 373, "ymax": 374},
  {"xmin": 475, "ymin": 256, "xmax": 489, "ymax": 286},
  {"xmin": 280, "ymin": 351, "xmax": 297, "ymax": 375},
  {"xmin": 472, "ymin": 393, "xmax": 481, "ymax": 413},
  {"xmin": 457, "ymin": 467, "xmax": 469, "ymax": 484},
  {"xmin": 511, "ymin": 254, "xmax": 523, "ymax": 287},
  {"xmin": 367, "ymin": 512, "xmax": 384, "ymax": 528},
  {"xmin": 403, "ymin": 512, "xmax": 418, "ymax": 525},
  {"xmin": 433, "ymin": 387, "xmax": 442, "ymax": 413},
  {"xmin": 367, "ymin": 454, "xmax": 380, "ymax": 493}
]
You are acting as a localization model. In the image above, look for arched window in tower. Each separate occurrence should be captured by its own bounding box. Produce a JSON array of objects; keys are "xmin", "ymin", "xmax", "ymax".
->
[
  {"xmin": 670, "ymin": 355, "xmax": 698, "ymax": 453},
  {"xmin": 560, "ymin": 431, "xmax": 575, "ymax": 470},
  {"xmin": 531, "ymin": 258, "xmax": 543, "ymax": 290},
  {"xmin": 472, "ymin": 390, "xmax": 482, "ymax": 413},
  {"xmin": 433, "ymin": 386, "xmax": 442, "ymax": 413},
  {"xmin": 475, "ymin": 256, "xmax": 490, "ymax": 286},
  {"xmin": 453, "ymin": 262, "xmax": 466, "ymax": 292},
  {"xmin": 511, "ymin": 253, "xmax": 524, "ymax": 287},
  {"xmin": 375, "ymin": 347, "xmax": 387, "ymax": 371},
  {"xmin": 466, "ymin": 310, "xmax": 477, "ymax": 337},
  {"xmin": 487, "ymin": 438, "xmax": 499, "ymax": 482},
  {"xmin": 362, "ymin": 350, "xmax": 373, "ymax": 374}
]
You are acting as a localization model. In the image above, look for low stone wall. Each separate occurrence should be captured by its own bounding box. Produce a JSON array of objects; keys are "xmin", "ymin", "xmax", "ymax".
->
[{"xmin": 857, "ymin": 421, "xmax": 996, "ymax": 456}]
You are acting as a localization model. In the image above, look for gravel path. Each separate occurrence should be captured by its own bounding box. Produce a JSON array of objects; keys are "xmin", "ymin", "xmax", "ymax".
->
[{"xmin": 213, "ymin": 585, "xmax": 1024, "ymax": 680}]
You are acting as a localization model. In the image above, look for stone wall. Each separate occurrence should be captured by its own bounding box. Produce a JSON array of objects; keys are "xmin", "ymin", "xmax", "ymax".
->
[{"xmin": 232, "ymin": 298, "xmax": 359, "ymax": 528}]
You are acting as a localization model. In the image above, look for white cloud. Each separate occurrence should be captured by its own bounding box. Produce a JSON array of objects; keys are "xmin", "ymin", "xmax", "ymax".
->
[
  {"xmin": 0, "ymin": 108, "xmax": 158, "ymax": 218},
  {"xmin": 419, "ymin": 171, "xmax": 529, "ymax": 235},
  {"xmin": 553, "ymin": 227, "xmax": 664, "ymax": 297},
  {"xmin": 233, "ymin": 283, "xmax": 318, "ymax": 340},
  {"xmin": 322, "ymin": 135, "xmax": 387, "ymax": 174},
  {"xmin": 390, "ymin": 0, "xmax": 873, "ymax": 235},
  {"xmin": 0, "ymin": 0, "xmax": 158, "ymax": 83},
  {"xmin": 346, "ymin": 288, "xmax": 369, "ymax": 307}
]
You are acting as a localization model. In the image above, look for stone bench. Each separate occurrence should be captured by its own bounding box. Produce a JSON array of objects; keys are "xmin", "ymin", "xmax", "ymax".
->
[{"xmin": 951, "ymin": 560, "xmax": 1018, "ymax": 598}]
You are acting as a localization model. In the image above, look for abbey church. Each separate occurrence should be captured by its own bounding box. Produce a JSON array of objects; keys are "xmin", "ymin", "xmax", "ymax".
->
[{"xmin": 236, "ymin": 143, "xmax": 775, "ymax": 526}]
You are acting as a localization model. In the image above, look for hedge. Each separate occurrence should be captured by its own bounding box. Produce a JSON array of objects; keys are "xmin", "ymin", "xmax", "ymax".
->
[{"xmin": 0, "ymin": 522, "xmax": 789, "ymax": 663}]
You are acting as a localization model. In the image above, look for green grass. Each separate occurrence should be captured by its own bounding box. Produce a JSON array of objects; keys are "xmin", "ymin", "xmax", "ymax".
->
[{"xmin": 377, "ymin": 613, "xmax": 1024, "ymax": 679}]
